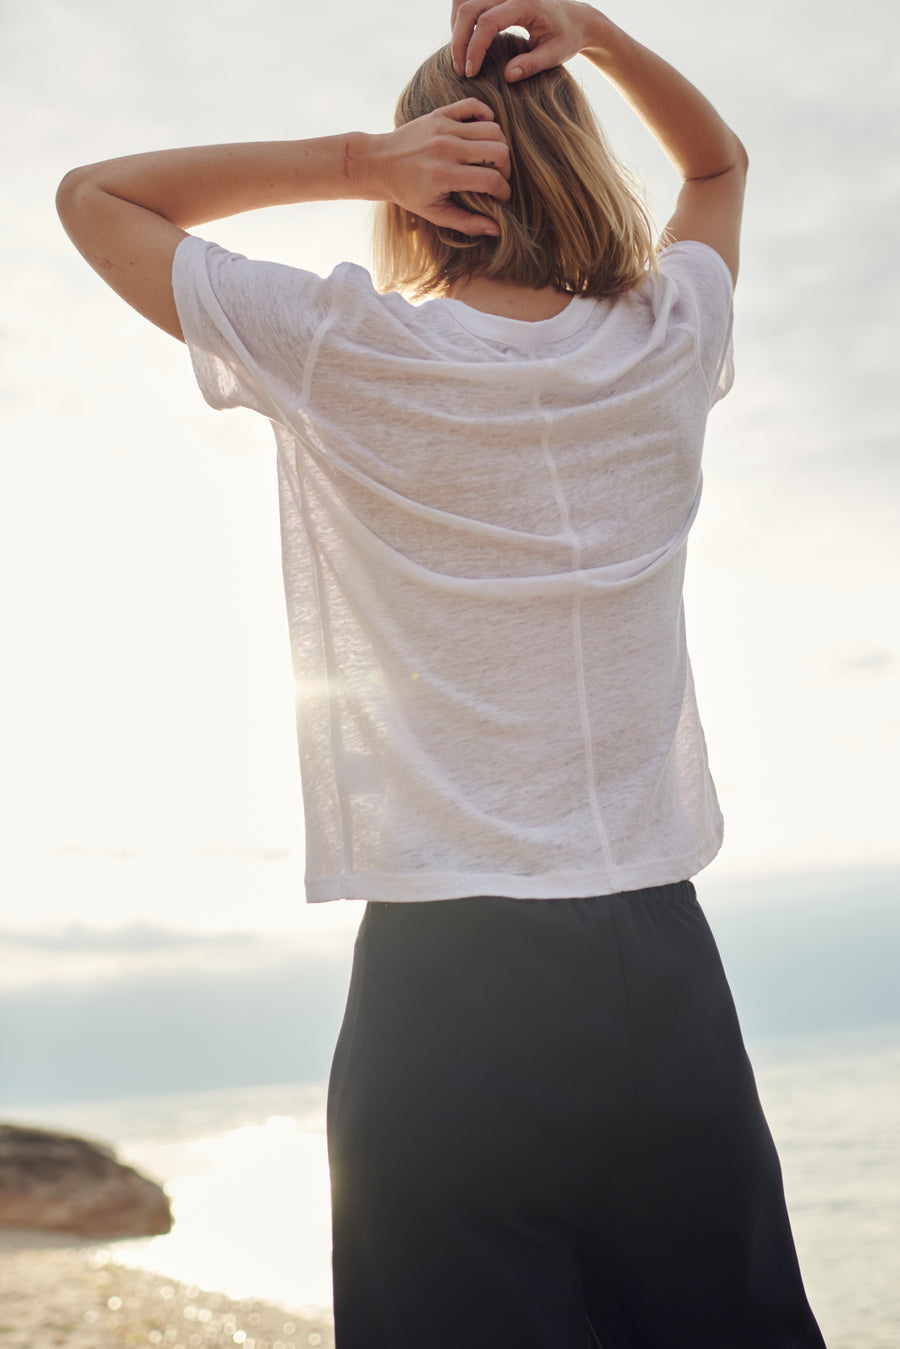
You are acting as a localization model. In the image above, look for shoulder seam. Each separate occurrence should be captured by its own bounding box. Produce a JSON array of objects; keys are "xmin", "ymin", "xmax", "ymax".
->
[{"xmin": 299, "ymin": 263, "xmax": 352, "ymax": 411}]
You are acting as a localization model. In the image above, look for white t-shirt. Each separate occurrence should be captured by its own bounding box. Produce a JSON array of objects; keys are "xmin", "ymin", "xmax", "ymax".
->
[{"xmin": 173, "ymin": 236, "xmax": 734, "ymax": 903}]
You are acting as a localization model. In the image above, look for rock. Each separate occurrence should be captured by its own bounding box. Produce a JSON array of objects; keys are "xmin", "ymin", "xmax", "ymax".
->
[{"xmin": 0, "ymin": 1124, "xmax": 172, "ymax": 1239}]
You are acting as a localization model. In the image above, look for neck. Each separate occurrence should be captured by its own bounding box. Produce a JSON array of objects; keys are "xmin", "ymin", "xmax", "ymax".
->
[{"xmin": 445, "ymin": 275, "xmax": 573, "ymax": 322}]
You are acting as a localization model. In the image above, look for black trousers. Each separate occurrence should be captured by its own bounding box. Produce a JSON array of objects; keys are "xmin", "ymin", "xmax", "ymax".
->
[{"xmin": 327, "ymin": 883, "xmax": 826, "ymax": 1348}]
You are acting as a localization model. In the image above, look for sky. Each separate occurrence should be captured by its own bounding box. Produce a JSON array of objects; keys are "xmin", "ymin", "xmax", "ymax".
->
[{"xmin": 1, "ymin": 0, "xmax": 898, "ymax": 968}]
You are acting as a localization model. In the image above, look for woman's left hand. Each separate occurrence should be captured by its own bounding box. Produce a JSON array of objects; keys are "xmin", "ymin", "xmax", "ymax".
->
[{"xmin": 365, "ymin": 98, "xmax": 511, "ymax": 235}]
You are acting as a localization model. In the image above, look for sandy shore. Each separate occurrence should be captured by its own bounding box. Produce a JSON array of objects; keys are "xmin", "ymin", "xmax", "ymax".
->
[{"xmin": 0, "ymin": 1235, "xmax": 334, "ymax": 1349}]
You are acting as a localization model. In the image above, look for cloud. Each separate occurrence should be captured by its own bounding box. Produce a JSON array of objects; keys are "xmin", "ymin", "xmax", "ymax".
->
[
  {"xmin": 825, "ymin": 642, "xmax": 898, "ymax": 680},
  {"xmin": 52, "ymin": 844, "xmax": 292, "ymax": 862},
  {"xmin": 53, "ymin": 845, "xmax": 141, "ymax": 861},
  {"xmin": 0, "ymin": 922, "xmax": 355, "ymax": 991},
  {"xmin": 195, "ymin": 845, "xmax": 291, "ymax": 862},
  {"xmin": 0, "ymin": 922, "xmax": 248, "ymax": 954},
  {"xmin": 2, "ymin": 865, "xmax": 899, "ymax": 1110},
  {"xmin": 0, "ymin": 954, "xmax": 353, "ymax": 1107},
  {"xmin": 703, "ymin": 865, "xmax": 900, "ymax": 1040}
]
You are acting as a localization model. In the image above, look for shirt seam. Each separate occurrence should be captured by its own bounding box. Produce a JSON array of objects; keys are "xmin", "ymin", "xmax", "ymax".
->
[{"xmin": 533, "ymin": 361, "xmax": 617, "ymax": 882}]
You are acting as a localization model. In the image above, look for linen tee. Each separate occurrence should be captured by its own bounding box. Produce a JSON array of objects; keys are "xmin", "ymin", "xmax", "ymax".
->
[{"xmin": 173, "ymin": 235, "xmax": 734, "ymax": 903}]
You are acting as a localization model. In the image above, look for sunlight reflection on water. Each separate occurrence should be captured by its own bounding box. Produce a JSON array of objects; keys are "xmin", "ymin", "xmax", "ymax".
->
[{"xmin": 114, "ymin": 1107, "xmax": 334, "ymax": 1311}]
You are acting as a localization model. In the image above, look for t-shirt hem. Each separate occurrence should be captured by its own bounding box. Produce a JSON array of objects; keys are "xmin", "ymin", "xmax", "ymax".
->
[{"xmin": 304, "ymin": 835, "xmax": 723, "ymax": 903}]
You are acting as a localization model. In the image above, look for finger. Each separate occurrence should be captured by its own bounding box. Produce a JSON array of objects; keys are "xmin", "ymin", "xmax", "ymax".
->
[
  {"xmin": 465, "ymin": 146, "xmax": 511, "ymax": 180},
  {"xmin": 450, "ymin": 165, "xmax": 512, "ymax": 201},
  {"xmin": 437, "ymin": 103, "xmax": 510, "ymax": 170},
  {"xmin": 449, "ymin": 0, "xmax": 495, "ymax": 78},
  {"xmin": 451, "ymin": 123, "xmax": 511, "ymax": 175},
  {"xmin": 462, "ymin": 0, "xmax": 526, "ymax": 78},
  {"xmin": 467, "ymin": 151, "xmax": 511, "ymax": 181},
  {"xmin": 449, "ymin": 0, "xmax": 478, "ymax": 29},
  {"xmin": 430, "ymin": 204, "xmax": 501, "ymax": 238},
  {"xmin": 441, "ymin": 97, "xmax": 497, "ymax": 123},
  {"xmin": 504, "ymin": 37, "xmax": 567, "ymax": 82},
  {"xmin": 453, "ymin": 117, "xmax": 507, "ymax": 143}
]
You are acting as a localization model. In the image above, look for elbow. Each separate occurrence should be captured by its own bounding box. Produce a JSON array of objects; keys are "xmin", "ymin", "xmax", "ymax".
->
[
  {"xmin": 56, "ymin": 166, "xmax": 92, "ymax": 233},
  {"xmin": 56, "ymin": 164, "xmax": 112, "ymax": 240},
  {"xmin": 685, "ymin": 136, "xmax": 749, "ymax": 186}
]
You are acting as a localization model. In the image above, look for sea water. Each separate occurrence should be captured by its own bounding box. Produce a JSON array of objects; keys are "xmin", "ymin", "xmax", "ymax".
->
[
  {"xmin": 749, "ymin": 1026, "xmax": 900, "ymax": 1349},
  {"xmin": 6, "ymin": 1023, "xmax": 900, "ymax": 1347}
]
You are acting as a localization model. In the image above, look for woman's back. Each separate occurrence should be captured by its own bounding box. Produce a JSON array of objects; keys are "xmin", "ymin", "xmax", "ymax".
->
[{"xmin": 174, "ymin": 233, "xmax": 733, "ymax": 900}]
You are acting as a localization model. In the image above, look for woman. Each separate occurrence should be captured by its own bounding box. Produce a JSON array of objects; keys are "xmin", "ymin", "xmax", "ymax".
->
[{"xmin": 57, "ymin": 2, "xmax": 826, "ymax": 1345}]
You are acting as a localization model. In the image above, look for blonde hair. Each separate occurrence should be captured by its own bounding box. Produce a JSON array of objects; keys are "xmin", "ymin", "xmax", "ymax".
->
[{"xmin": 373, "ymin": 34, "xmax": 657, "ymax": 301}]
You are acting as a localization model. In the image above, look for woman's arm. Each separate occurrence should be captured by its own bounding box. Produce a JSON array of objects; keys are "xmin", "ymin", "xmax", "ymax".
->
[
  {"xmin": 56, "ymin": 101, "xmax": 511, "ymax": 340},
  {"xmin": 451, "ymin": 1, "xmax": 747, "ymax": 283}
]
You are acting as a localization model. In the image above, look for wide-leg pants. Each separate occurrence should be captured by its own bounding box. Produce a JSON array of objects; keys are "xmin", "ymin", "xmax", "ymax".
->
[{"xmin": 327, "ymin": 882, "xmax": 826, "ymax": 1348}]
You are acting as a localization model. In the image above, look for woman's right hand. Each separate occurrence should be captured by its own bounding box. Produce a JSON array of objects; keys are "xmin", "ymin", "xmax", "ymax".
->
[
  {"xmin": 365, "ymin": 99, "xmax": 511, "ymax": 236},
  {"xmin": 449, "ymin": 0, "xmax": 603, "ymax": 82}
]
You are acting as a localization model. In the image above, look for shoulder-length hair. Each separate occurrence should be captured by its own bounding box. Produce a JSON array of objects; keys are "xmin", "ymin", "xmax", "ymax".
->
[{"xmin": 372, "ymin": 34, "xmax": 657, "ymax": 301}]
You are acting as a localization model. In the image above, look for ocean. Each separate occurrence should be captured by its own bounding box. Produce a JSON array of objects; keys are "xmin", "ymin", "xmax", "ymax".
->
[{"xmin": 5, "ymin": 1022, "xmax": 900, "ymax": 1348}]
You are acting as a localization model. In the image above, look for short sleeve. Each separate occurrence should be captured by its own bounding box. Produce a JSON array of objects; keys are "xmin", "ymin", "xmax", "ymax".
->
[
  {"xmin": 657, "ymin": 241, "xmax": 735, "ymax": 407},
  {"xmin": 172, "ymin": 234, "xmax": 348, "ymax": 423}
]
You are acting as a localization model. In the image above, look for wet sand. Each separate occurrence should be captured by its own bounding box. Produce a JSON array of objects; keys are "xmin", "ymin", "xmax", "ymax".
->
[{"xmin": 0, "ymin": 1236, "xmax": 333, "ymax": 1349}]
